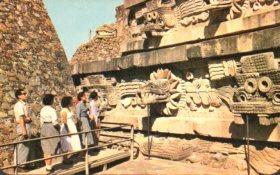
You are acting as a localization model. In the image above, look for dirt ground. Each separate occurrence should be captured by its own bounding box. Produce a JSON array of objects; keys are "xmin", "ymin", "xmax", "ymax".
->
[{"xmin": 97, "ymin": 156, "xmax": 240, "ymax": 175}]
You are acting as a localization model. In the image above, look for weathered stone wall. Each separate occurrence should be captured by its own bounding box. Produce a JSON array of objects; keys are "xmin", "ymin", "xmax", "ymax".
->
[
  {"xmin": 71, "ymin": 32, "xmax": 123, "ymax": 64},
  {"xmin": 0, "ymin": 0, "xmax": 74, "ymax": 167},
  {"xmin": 71, "ymin": 5, "xmax": 130, "ymax": 64}
]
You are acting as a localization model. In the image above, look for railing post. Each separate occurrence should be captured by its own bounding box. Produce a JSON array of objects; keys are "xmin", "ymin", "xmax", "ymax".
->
[
  {"xmin": 130, "ymin": 125, "xmax": 134, "ymax": 160},
  {"xmin": 14, "ymin": 144, "xmax": 18, "ymax": 175},
  {"xmin": 246, "ymin": 115, "xmax": 250, "ymax": 175},
  {"xmin": 85, "ymin": 133, "xmax": 89, "ymax": 175}
]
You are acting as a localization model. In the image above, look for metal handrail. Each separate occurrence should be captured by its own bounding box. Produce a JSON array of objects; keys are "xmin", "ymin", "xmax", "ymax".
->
[
  {"xmin": 0, "ymin": 125, "xmax": 127, "ymax": 148},
  {"xmin": 101, "ymin": 121, "xmax": 133, "ymax": 126},
  {"xmin": 1, "ymin": 138, "xmax": 131, "ymax": 170},
  {"xmin": 100, "ymin": 133, "xmax": 130, "ymax": 139},
  {"xmin": 0, "ymin": 123, "xmax": 134, "ymax": 175}
]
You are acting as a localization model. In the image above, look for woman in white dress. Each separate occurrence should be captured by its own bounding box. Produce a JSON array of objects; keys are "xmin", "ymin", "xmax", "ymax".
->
[{"xmin": 60, "ymin": 96, "xmax": 81, "ymax": 161}]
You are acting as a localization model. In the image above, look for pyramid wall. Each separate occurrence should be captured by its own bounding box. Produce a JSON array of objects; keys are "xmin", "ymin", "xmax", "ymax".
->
[{"xmin": 0, "ymin": 0, "xmax": 74, "ymax": 167}]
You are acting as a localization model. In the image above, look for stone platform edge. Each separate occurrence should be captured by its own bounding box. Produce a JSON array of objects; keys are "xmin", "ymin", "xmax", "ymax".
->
[{"xmin": 102, "ymin": 115, "xmax": 280, "ymax": 143}]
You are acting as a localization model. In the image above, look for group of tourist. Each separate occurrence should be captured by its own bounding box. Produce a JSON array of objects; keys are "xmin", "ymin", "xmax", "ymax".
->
[{"xmin": 13, "ymin": 89, "xmax": 100, "ymax": 172}]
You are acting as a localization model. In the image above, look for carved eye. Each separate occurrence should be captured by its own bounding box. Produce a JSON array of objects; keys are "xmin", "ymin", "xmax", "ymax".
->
[
  {"xmin": 161, "ymin": 0, "xmax": 172, "ymax": 4},
  {"xmin": 147, "ymin": 13, "xmax": 153, "ymax": 21},
  {"xmin": 159, "ymin": 19, "xmax": 165, "ymax": 27}
]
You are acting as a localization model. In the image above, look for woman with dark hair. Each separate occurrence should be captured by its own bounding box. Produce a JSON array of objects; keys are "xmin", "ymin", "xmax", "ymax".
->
[
  {"xmin": 60, "ymin": 96, "xmax": 81, "ymax": 157},
  {"xmin": 40, "ymin": 94, "xmax": 60, "ymax": 172},
  {"xmin": 76, "ymin": 92, "xmax": 94, "ymax": 146}
]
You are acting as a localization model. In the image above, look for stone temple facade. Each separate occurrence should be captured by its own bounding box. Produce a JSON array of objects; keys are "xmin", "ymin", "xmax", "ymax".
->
[
  {"xmin": 0, "ymin": 0, "xmax": 74, "ymax": 167},
  {"xmin": 72, "ymin": 0, "xmax": 280, "ymax": 174}
]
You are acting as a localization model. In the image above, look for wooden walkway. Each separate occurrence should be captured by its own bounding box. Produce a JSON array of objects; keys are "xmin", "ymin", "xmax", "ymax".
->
[{"xmin": 20, "ymin": 149, "xmax": 130, "ymax": 175}]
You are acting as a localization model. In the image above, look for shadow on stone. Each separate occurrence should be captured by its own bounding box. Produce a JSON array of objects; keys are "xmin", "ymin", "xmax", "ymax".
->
[{"xmin": 229, "ymin": 117, "xmax": 277, "ymax": 141}]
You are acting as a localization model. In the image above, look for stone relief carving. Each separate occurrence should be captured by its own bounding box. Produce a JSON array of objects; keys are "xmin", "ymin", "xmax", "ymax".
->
[
  {"xmin": 208, "ymin": 59, "xmax": 239, "ymax": 81},
  {"xmin": 130, "ymin": 19, "xmax": 143, "ymax": 39},
  {"xmin": 116, "ymin": 82, "xmax": 146, "ymax": 109},
  {"xmin": 231, "ymin": 52, "xmax": 280, "ymax": 125},
  {"xmin": 227, "ymin": 0, "xmax": 280, "ymax": 20},
  {"xmin": 140, "ymin": 136, "xmax": 280, "ymax": 174},
  {"xmin": 95, "ymin": 24, "xmax": 117, "ymax": 38},
  {"xmin": 147, "ymin": 71, "xmax": 223, "ymax": 116},
  {"xmin": 71, "ymin": 2, "xmax": 280, "ymax": 173},
  {"xmin": 79, "ymin": 75, "xmax": 117, "ymax": 112},
  {"xmin": 175, "ymin": 0, "xmax": 209, "ymax": 27},
  {"xmin": 83, "ymin": 68, "xmax": 223, "ymax": 117},
  {"xmin": 80, "ymin": 52, "xmax": 280, "ymax": 125},
  {"xmin": 142, "ymin": 0, "xmax": 177, "ymax": 36},
  {"xmin": 136, "ymin": 69, "xmax": 180, "ymax": 104},
  {"xmin": 126, "ymin": 0, "xmax": 280, "ymax": 40},
  {"xmin": 205, "ymin": 52, "xmax": 280, "ymax": 125}
]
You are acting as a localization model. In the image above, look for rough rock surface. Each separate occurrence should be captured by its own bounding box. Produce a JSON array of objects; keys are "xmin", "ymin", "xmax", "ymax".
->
[
  {"xmin": 71, "ymin": 5, "xmax": 130, "ymax": 64},
  {"xmin": 71, "ymin": 24, "xmax": 127, "ymax": 64},
  {"xmin": 101, "ymin": 131, "xmax": 280, "ymax": 175},
  {"xmin": 0, "ymin": 0, "xmax": 74, "ymax": 167}
]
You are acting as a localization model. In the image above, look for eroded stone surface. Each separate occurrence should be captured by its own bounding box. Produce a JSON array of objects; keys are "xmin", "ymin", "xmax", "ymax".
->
[
  {"xmin": 71, "ymin": 2, "xmax": 280, "ymax": 174},
  {"xmin": 100, "ymin": 131, "xmax": 280, "ymax": 175},
  {"xmin": 0, "ymin": 0, "xmax": 74, "ymax": 167},
  {"xmin": 71, "ymin": 1, "xmax": 280, "ymax": 65},
  {"xmin": 81, "ymin": 64, "xmax": 280, "ymax": 142},
  {"xmin": 98, "ymin": 157, "xmax": 239, "ymax": 175},
  {"xmin": 72, "ymin": 25, "xmax": 280, "ymax": 75},
  {"xmin": 70, "ymin": 5, "xmax": 131, "ymax": 64},
  {"xmin": 71, "ymin": 24, "xmax": 125, "ymax": 64}
]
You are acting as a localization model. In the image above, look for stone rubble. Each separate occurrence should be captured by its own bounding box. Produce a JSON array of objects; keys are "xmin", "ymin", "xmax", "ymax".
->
[
  {"xmin": 70, "ymin": 23, "xmax": 130, "ymax": 64},
  {"xmin": 71, "ymin": 34, "xmax": 123, "ymax": 64},
  {"xmin": 71, "ymin": 5, "xmax": 131, "ymax": 64}
]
